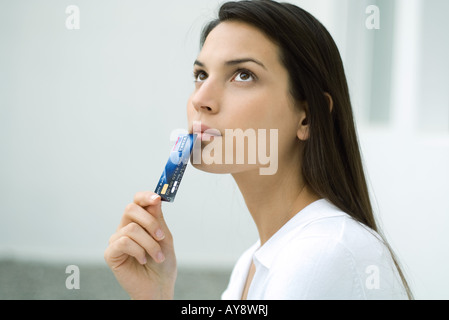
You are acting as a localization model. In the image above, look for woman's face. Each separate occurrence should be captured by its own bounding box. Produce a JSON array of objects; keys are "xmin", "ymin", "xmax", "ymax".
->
[{"xmin": 187, "ymin": 21, "xmax": 305, "ymax": 175}]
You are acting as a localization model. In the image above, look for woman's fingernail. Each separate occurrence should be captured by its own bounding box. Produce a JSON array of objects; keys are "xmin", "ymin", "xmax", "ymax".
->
[
  {"xmin": 155, "ymin": 229, "xmax": 165, "ymax": 240},
  {"xmin": 156, "ymin": 251, "xmax": 165, "ymax": 263},
  {"xmin": 141, "ymin": 256, "xmax": 147, "ymax": 265},
  {"xmin": 150, "ymin": 194, "xmax": 160, "ymax": 201}
]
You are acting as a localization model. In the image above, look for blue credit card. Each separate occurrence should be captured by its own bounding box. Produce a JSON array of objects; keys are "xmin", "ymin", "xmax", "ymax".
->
[{"xmin": 154, "ymin": 134, "xmax": 197, "ymax": 202}]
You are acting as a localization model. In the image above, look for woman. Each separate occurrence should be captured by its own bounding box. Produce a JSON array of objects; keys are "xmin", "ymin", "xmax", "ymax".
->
[{"xmin": 104, "ymin": 0, "xmax": 412, "ymax": 299}]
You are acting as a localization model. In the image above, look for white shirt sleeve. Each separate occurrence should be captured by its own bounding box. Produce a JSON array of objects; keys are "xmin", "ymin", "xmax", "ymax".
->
[
  {"xmin": 260, "ymin": 231, "xmax": 408, "ymax": 300},
  {"xmin": 263, "ymin": 236, "xmax": 365, "ymax": 299},
  {"xmin": 221, "ymin": 201, "xmax": 409, "ymax": 300}
]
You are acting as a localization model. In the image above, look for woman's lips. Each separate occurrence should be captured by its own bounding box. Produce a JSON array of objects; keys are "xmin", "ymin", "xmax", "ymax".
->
[
  {"xmin": 194, "ymin": 129, "xmax": 222, "ymax": 141},
  {"xmin": 196, "ymin": 131, "xmax": 221, "ymax": 141},
  {"xmin": 191, "ymin": 122, "xmax": 222, "ymax": 141}
]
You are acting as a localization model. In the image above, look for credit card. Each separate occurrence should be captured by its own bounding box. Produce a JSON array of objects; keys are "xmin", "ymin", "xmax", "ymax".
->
[{"xmin": 154, "ymin": 133, "xmax": 197, "ymax": 202}]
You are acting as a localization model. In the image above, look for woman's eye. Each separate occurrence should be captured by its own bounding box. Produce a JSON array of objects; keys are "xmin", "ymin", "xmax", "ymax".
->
[
  {"xmin": 194, "ymin": 71, "xmax": 208, "ymax": 82},
  {"xmin": 232, "ymin": 70, "xmax": 254, "ymax": 82}
]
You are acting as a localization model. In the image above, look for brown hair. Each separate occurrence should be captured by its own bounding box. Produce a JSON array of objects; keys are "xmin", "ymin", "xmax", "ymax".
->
[{"xmin": 201, "ymin": 0, "xmax": 412, "ymax": 299}]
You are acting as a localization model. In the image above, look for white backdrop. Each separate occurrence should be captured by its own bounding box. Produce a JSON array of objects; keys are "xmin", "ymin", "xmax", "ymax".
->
[{"xmin": 1, "ymin": 0, "xmax": 448, "ymax": 299}]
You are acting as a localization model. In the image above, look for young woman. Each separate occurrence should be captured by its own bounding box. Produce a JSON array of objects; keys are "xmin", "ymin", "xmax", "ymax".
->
[{"xmin": 104, "ymin": 0, "xmax": 412, "ymax": 300}]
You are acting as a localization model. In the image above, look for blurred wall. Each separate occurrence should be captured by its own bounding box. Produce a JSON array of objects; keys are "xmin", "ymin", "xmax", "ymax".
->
[{"xmin": 0, "ymin": 0, "xmax": 448, "ymax": 299}]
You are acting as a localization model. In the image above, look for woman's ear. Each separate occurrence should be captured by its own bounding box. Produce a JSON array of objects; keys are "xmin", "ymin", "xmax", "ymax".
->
[
  {"xmin": 296, "ymin": 93, "xmax": 332, "ymax": 141},
  {"xmin": 297, "ymin": 102, "xmax": 310, "ymax": 141}
]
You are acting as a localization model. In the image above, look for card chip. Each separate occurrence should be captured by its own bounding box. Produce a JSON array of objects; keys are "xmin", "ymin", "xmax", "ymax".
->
[{"xmin": 154, "ymin": 134, "xmax": 197, "ymax": 202}]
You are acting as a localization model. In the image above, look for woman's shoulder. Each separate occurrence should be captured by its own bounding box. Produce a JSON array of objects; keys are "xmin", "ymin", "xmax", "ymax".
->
[
  {"xmin": 267, "ymin": 200, "xmax": 407, "ymax": 299},
  {"xmin": 291, "ymin": 200, "xmax": 388, "ymax": 259},
  {"xmin": 276, "ymin": 199, "xmax": 391, "ymax": 271},
  {"xmin": 284, "ymin": 199, "xmax": 385, "ymax": 254}
]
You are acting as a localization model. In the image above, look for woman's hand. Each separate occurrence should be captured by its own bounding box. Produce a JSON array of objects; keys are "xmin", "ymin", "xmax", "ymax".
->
[{"xmin": 104, "ymin": 191, "xmax": 176, "ymax": 300}]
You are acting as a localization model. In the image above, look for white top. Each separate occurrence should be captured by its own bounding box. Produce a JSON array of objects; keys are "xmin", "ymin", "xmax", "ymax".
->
[{"xmin": 221, "ymin": 199, "xmax": 408, "ymax": 300}]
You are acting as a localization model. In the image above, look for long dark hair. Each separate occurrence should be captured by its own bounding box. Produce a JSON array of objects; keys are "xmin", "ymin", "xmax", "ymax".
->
[{"xmin": 200, "ymin": 0, "xmax": 412, "ymax": 299}]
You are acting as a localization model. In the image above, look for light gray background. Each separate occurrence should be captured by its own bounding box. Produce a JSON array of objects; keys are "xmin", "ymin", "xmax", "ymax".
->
[{"xmin": 1, "ymin": 0, "xmax": 448, "ymax": 299}]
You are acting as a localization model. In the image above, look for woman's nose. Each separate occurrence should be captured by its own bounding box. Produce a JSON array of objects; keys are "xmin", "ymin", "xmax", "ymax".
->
[{"xmin": 191, "ymin": 80, "xmax": 220, "ymax": 114}]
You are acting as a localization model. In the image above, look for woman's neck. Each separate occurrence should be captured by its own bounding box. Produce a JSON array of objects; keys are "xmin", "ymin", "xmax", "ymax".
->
[{"xmin": 231, "ymin": 157, "xmax": 320, "ymax": 246}]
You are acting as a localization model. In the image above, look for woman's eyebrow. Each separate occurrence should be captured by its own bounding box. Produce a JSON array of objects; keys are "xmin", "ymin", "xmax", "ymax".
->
[
  {"xmin": 225, "ymin": 58, "xmax": 267, "ymax": 70},
  {"xmin": 193, "ymin": 59, "xmax": 205, "ymax": 67},
  {"xmin": 194, "ymin": 58, "xmax": 267, "ymax": 70}
]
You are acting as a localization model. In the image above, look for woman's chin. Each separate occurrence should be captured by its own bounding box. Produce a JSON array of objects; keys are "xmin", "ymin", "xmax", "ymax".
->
[
  {"xmin": 191, "ymin": 162, "xmax": 260, "ymax": 175},
  {"xmin": 191, "ymin": 162, "xmax": 232, "ymax": 174}
]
